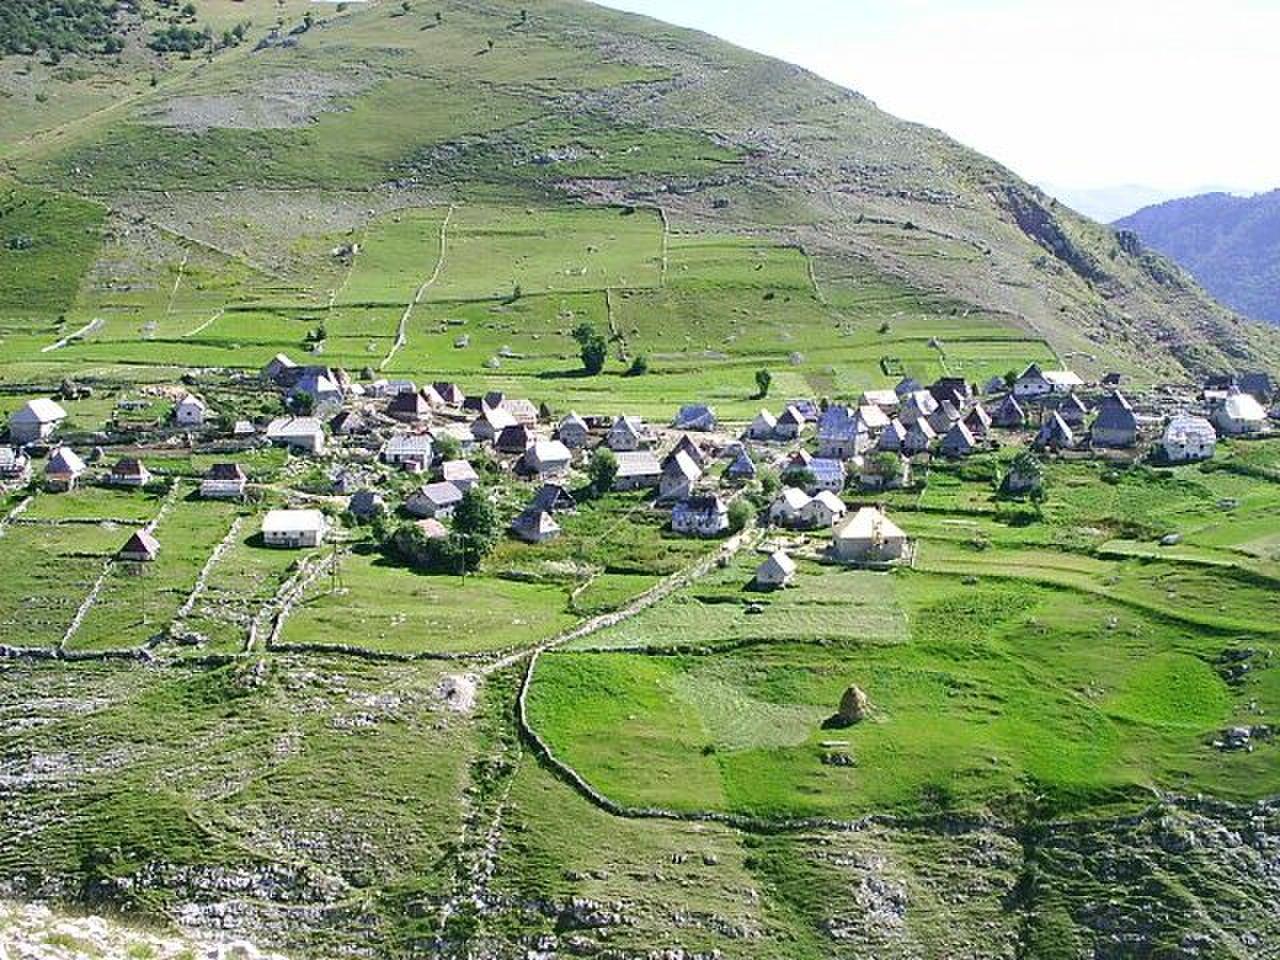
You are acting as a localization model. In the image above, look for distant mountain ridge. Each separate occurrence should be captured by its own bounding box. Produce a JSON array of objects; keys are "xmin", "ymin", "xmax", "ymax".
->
[{"xmin": 1116, "ymin": 190, "xmax": 1280, "ymax": 326}]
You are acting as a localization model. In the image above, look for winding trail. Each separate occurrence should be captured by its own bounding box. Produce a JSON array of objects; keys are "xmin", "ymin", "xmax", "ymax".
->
[
  {"xmin": 41, "ymin": 317, "xmax": 103, "ymax": 353},
  {"xmin": 182, "ymin": 308, "xmax": 223, "ymax": 339},
  {"xmin": 380, "ymin": 204, "xmax": 456, "ymax": 371},
  {"xmin": 165, "ymin": 251, "xmax": 190, "ymax": 318}
]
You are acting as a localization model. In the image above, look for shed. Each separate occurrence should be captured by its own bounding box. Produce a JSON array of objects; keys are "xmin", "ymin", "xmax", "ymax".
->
[
  {"xmin": 755, "ymin": 550, "xmax": 796, "ymax": 589},
  {"xmin": 44, "ymin": 447, "xmax": 86, "ymax": 492},
  {"xmin": 347, "ymin": 490, "xmax": 387, "ymax": 521},
  {"xmin": 441, "ymin": 459, "xmax": 479, "ymax": 491},
  {"xmin": 107, "ymin": 457, "xmax": 152, "ymax": 488},
  {"xmin": 659, "ymin": 450, "xmax": 702, "ymax": 502},
  {"xmin": 511, "ymin": 509, "xmax": 561, "ymax": 544},
  {"xmin": 118, "ymin": 529, "xmax": 160, "ymax": 563},
  {"xmin": 1092, "ymin": 391, "xmax": 1137, "ymax": 448},
  {"xmin": 557, "ymin": 411, "xmax": 590, "ymax": 449},
  {"xmin": 939, "ymin": 421, "xmax": 978, "ymax": 458}
]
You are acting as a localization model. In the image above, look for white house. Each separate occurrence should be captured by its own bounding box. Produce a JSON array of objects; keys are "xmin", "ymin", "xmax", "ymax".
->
[
  {"xmin": 8, "ymin": 398, "xmax": 67, "ymax": 444},
  {"xmin": 860, "ymin": 389, "xmax": 899, "ymax": 411},
  {"xmin": 769, "ymin": 487, "xmax": 811, "ymax": 527},
  {"xmin": 801, "ymin": 490, "xmax": 847, "ymax": 528},
  {"xmin": 174, "ymin": 394, "xmax": 207, "ymax": 428},
  {"xmin": 1212, "ymin": 393, "xmax": 1267, "ymax": 436},
  {"xmin": 755, "ymin": 550, "xmax": 796, "ymax": 589},
  {"xmin": 0, "ymin": 447, "xmax": 31, "ymax": 485},
  {"xmin": 1162, "ymin": 415, "xmax": 1217, "ymax": 462},
  {"xmin": 524, "ymin": 440, "xmax": 573, "ymax": 477},
  {"xmin": 1014, "ymin": 363, "xmax": 1083, "ymax": 400},
  {"xmin": 832, "ymin": 507, "xmax": 909, "ymax": 564},
  {"xmin": 381, "ymin": 434, "xmax": 433, "ymax": 472},
  {"xmin": 671, "ymin": 495, "xmax": 730, "ymax": 538},
  {"xmin": 201, "ymin": 463, "xmax": 247, "ymax": 500},
  {"xmin": 262, "ymin": 509, "xmax": 328, "ymax": 549},
  {"xmin": 266, "ymin": 417, "xmax": 326, "ymax": 455}
]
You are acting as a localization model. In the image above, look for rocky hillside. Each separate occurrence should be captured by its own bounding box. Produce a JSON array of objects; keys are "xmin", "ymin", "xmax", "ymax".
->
[
  {"xmin": 1117, "ymin": 190, "xmax": 1280, "ymax": 326},
  {"xmin": 1, "ymin": 0, "xmax": 1276, "ymax": 379}
]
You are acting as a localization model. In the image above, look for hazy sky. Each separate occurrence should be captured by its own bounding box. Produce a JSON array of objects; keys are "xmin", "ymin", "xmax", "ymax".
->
[{"xmin": 598, "ymin": 0, "xmax": 1277, "ymax": 196}]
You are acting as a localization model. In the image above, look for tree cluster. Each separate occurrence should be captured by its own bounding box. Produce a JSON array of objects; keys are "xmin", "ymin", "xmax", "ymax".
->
[
  {"xmin": 0, "ymin": 0, "xmax": 122, "ymax": 58},
  {"xmin": 379, "ymin": 488, "xmax": 501, "ymax": 575}
]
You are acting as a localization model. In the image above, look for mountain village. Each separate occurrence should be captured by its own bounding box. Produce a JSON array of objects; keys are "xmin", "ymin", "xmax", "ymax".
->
[{"xmin": 4, "ymin": 356, "xmax": 1276, "ymax": 615}]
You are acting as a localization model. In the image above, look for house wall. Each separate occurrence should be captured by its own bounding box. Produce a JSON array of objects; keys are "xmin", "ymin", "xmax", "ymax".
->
[
  {"xmin": 9, "ymin": 419, "xmax": 57, "ymax": 444},
  {"xmin": 834, "ymin": 536, "xmax": 906, "ymax": 563},
  {"xmin": 264, "ymin": 529, "xmax": 322, "ymax": 549}
]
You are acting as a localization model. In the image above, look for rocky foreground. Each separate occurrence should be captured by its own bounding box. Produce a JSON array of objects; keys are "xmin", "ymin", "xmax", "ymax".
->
[{"xmin": 0, "ymin": 901, "xmax": 286, "ymax": 960}]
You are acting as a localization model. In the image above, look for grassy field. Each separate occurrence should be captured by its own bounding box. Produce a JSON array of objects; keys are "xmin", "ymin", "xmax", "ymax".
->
[
  {"xmin": 280, "ymin": 549, "xmax": 578, "ymax": 656},
  {"xmin": 529, "ymin": 447, "xmax": 1280, "ymax": 822}
]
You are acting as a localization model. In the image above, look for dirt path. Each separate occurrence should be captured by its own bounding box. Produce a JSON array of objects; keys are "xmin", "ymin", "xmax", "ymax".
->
[
  {"xmin": 41, "ymin": 317, "xmax": 102, "ymax": 353},
  {"xmin": 485, "ymin": 524, "xmax": 760, "ymax": 678},
  {"xmin": 182, "ymin": 308, "xmax": 223, "ymax": 339},
  {"xmin": 165, "ymin": 251, "xmax": 190, "ymax": 319},
  {"xmin": 380, "ymin": 204, "xmax": 456, "ymax": 371},
  {"xmin": 0, "ymin": 496, "xmax": 33, "ymax": 539},
  {"xmin": 658, "ymin": 204, "xmax": 671, "ymax": 287}
]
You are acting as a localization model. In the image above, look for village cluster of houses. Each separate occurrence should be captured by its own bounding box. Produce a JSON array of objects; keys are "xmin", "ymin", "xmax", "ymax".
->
[{"xmin": 4, "ymin": 354, "xmax": 1277, "ymax": 582}]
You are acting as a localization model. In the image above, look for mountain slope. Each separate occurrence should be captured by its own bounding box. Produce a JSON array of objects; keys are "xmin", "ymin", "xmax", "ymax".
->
[
  {"xmin": 1, "ymin": 0, "xmax": 1276, "ymax": 379},
  {"xmin": 1116, "ymin": 190, "xmax": 1280, "ymax": 326}
]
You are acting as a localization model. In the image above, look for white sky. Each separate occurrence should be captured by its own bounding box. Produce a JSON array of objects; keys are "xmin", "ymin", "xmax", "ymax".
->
[{"xmin": 598, "ymin": 0, "xmax": 1277, "ymax": 196}]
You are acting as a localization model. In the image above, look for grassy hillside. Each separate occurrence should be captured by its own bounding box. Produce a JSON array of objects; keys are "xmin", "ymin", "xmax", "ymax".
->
[{"xmin": 0, "ymin": 0, "xmax": 1274, "ymax": 385}]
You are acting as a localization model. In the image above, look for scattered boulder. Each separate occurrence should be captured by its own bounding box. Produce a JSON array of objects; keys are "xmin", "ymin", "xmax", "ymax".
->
[{"xmin": 825, "ymin": 684, "xmax": 870, "ymax": 729}]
